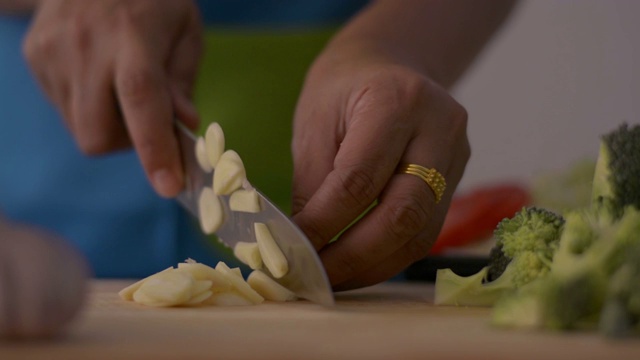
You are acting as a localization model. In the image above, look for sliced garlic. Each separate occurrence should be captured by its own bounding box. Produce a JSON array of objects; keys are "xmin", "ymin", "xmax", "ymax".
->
[
  {"xmin": 214, "ymin": 261, "xmax": 264, "ymax": 304},
  {"xmin": 213, "ymin": 150, "xmax": 246, "ymax": 195},
  {"xmin": 254, "ymin": 223, "xmax": 289, "ymax": 278},
  {"xmin": 198, "ymin": 187, "xmax": 224, "ymax": 234},
  {"xmin": 204, "ymin": 122, "xmax": 225, "ymax": 168},
  {"xmin": 132, "ymin": 270, "xmax": 194, "ymax": 307},
  {"xmin": 247, "ymin": 270, "xmax": 297, "ymax": 302},
  {"xmin": 233, "ymin": 241, "xmax": 263, "ymax": 270},
  {"xmin": 229, "ymin": 188, "xmax": 261, "ymax": 213},
  {"xmin": 185, "ymin": 291, "xmax": 213, "ymax": 306},
  {"xmin": 118, "ymin": 267, "xmax": 173, "ymax": 301},
  {"xmin": 191, "ymin": 280, "xmax": 214, "ymax": 297},
  {"xmin": 195, "ymin": 137, "xmax": 213, "ymax": 173},
  {"xmin": 177, "ymin": 262, "xmax": 231, "ymax": 292}
]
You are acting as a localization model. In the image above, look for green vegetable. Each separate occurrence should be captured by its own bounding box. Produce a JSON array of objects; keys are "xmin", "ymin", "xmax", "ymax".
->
[
  {"xmin": 435, "ymin": 122, "xmax": 640, "ymax": 339},
  {"xmin": 491, "ymin": 206, "xmax": 640, "ymax": 331},
  {"xmin": 592, "ymin": 123, "xmax": 640, "ymax": 218},
  {"xmin": 599, "ymin": 243, "xmax": 640, "ymax": 337},
  {"xmin": 434, "ymin": 207, "xmax": 564, "ymax": 306}
]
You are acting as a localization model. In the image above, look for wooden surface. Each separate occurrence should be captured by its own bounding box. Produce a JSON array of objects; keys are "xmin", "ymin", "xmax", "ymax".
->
[{"xmin": 1, "ymin": 280, "xmax": 640, "ymax": 360}]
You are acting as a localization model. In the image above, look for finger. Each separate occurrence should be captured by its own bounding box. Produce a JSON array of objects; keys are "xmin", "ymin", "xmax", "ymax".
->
[
  {"xmin": 319, "ymin": 170, "xmax": 440, "ymax": 286},
  {"xmin": 319, "ymin": 117, "xmax": 469, "ymax": 286},
  {"xmin": 114, "ymin": 37, "xmax": 182, "ymax": 198},
  {"xmin": 70, "ymin": 52, "xmax": 130, "ymax": 155},
  {"xmin": 167, "ymin": 11, "xmax": 203, "ymax": 130},
  {"xmin": 290, "ymin": 89, "xmax": 342, "ymax": 217},
  {"xmin": 292, "ymin": 93, "xmax": 414, "ymax": 250},
  {"xmin": 22, "ymin": 26, "xmax": 72, "ymax": 128}
]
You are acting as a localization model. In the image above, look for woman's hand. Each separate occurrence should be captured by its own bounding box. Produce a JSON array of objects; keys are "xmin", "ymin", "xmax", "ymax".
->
[
  {"xmin": 291, "ymin": 45, "xmax": 470, "ymax": 291},
  {"xmin": 0, "ymin": 219, "xmax": 89, "ymax": 339},
  {"xmin": 23, "ymin": 0, "xmax": 203, "ymax": 197}
]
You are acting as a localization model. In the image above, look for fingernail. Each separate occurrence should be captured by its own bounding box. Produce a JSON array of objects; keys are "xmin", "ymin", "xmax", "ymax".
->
[{"xmin": 152, "ymin": 169, "xmax": 180, "ymax": 198}]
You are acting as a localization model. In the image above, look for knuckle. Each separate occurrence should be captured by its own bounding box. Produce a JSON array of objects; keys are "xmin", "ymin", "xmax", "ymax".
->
[
  {"xmin": 381, "ymin": 194, "xmax": 429, "ymax": 240},
  {"xmin": 113, "ymin": 2, "xmax": 147, "ymax": 28},
  {"xmin": 449, "ymin": 102, "xmax": 469, "ymax": 134},
  {"xmin": 22, "ymin": 31, "xmax": 55, "ymax": 64},
  {"xmin": 69, "ymin": 17, "xmax": 92, "ymax": 53},
  {"xmin": 335, "ymin": 165, "xmax": 378, "ymax": 208},
  {"xmin": 290, "ymin": 193, "xmax": 309, "ymax": 216},
  {"xmin": 117, "ymin": 69, "xmax": 159, "ymax": 105}
]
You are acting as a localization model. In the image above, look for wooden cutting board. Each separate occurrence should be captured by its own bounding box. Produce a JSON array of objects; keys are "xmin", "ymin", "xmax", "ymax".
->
[{"xmin": 1, "ymin": 280, "xmax": 639, "ymax": 360}]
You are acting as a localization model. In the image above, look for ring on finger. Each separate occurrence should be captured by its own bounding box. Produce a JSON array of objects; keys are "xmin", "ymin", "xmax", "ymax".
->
[{"xmin": 396, "ymin": 163, "xmax": 446, "ymax": 203}]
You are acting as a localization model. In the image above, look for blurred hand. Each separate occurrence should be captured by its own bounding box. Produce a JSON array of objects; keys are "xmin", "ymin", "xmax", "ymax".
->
[
  {"xmin": 291, "ymin": 46, "xmax": 470, "ymax": 291},
  {"xmin": 23, "ymin": 0, "xmax": 203, "ymax": 197},
  {"xmin": 0, "ymin": 219, "xmax": 89, "ymax": 339}
]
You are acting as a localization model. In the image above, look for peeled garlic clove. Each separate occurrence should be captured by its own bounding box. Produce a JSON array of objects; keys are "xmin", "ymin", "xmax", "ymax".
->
[
  {"xmin": 213, "ymin": 150, "xmax": 246, "ymax": 195},
  {"xmin": 195, "ymin": 137, "xmax": 213, "ymax": 173},
  {"xmin": 198, "ymin": 187, "xmax": 224, "ymax": 234},
  {"xmin": 229, "ymin": 189, "xmax": 261, "ymax": 213},
  {"xmin": 190, "ymin": 280, "xmax": 213, "ymax": 298},
  {"xmin": 233, "ymin": 241, "xmax": 262, "ymax": 270},
  {"xmin": 254, "ymin": 223, "xmax": 289, "ymax": 278},
  {"xmin": 205, "ymin": 122, "xmax": 225, "ymax": 168},
  {"xmin": 247, "ymin": 270, "xmax": 297, "ymax": 302}
]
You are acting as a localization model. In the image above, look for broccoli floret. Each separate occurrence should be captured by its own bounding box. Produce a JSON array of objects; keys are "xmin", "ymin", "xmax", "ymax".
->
[
  {"xmin": 434, "ymin": 267, "xmax": 510, "ymax": 306},
  {"xmin": 492, "ymin": 206, "xmax": 640, "ymax": 331},
  {"xmin": 487, "ymin": 244, "xmax": 509, "ymax": 282},
  {"xmin": 438, "ymin": 122, "xmax": 640, "ymax": 338},
  {"xmin": 599, "ymin": 243, "xmax": 640, "ymax": 338},
  {"xmin": 592, "ymin": 123, "xmax": 640, "ymax": 218},
  {"xmin": 434, "ymin": 207, "xmax": 564, "ymax": 306},
  {"xmin": 553, "ymin": 206, "xmax": 640, "ymax": 278},
  {"xmin": 492, "ymin": 269, "xmax": 606, "ymax": 330},
  {"xmin": 494, "ymin": 207, "xmax": 564, "ymax": 261},
  {"xmin": 486, "ymin": 207, "xmax": 563, "ymax": 283}
]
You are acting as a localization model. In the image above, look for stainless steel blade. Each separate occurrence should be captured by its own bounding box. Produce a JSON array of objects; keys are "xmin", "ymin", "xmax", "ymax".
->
[{"xmin": 174, "ymin": 121, "xmax": 334, "ymax": 306}]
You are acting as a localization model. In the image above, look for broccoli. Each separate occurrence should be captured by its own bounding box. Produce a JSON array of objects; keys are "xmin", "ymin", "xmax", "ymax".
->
[
  {"xmin": 434, "ymin": 207, "xmax": 564, "ymax": 306},
  {"xmin": 599, "ymin": 243, "xmax": 640, "ymax": 337},
  {"xmin": 434, "ymin": 122, "xmax": 640, "ymax": 338},
  {"xmin": 592, "ymin": 123, "xmax": 640, "ymax": 218},
  {"xmin": 491, "ymin": 205, "xmax": 640, "ymax": 331}
]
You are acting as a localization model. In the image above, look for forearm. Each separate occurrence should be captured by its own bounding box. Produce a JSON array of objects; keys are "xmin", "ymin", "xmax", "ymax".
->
[{"xmin": 326, "ymin": 0, "xmax": 517, "ymax": 88}]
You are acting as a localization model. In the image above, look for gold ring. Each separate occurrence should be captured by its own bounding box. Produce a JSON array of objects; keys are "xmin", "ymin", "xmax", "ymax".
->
[{"xmin": 396, "ymin": 163, "xmax": 446, "ymax": 203}]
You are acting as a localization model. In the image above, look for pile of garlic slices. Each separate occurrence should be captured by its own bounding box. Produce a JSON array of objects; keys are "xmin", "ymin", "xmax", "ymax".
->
[
  {"xmin": 120, "ymin": 122, "xmax": 297, "ymax": 307},
  {"xmin": 119, "ymin": 259, "xmax": 297, "ymax": 307}
]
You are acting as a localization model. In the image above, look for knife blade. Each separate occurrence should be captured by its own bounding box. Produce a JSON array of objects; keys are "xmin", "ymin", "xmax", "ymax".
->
[{"xmin": 174, "ymin": 121, "xmax": 334, "ymax": 306}]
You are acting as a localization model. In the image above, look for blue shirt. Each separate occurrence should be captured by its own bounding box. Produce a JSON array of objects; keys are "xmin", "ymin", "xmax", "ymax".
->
[{"xmin": 0, "ymin": 1, "xmax": 367, "ymax": 278}]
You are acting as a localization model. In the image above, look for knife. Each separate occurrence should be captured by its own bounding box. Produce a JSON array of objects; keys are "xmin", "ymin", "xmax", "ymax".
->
[{"xmin": 173, "ymin": 121, "xmax": 335, "ymax": 306}]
